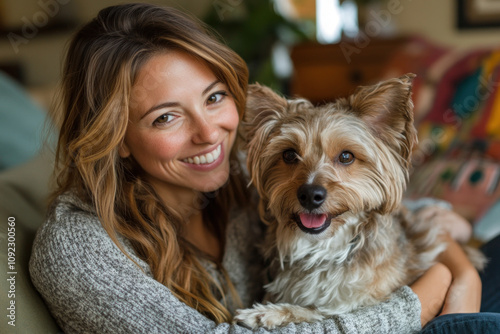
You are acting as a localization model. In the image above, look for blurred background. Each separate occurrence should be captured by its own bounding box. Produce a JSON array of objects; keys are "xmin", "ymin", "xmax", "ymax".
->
[
  {"xmin": 1, "ymin": 0, "xmax": 499, "ymax": 89},
  {"xmin": 1, "ymin": 0, "xmax": 500, "ymax": 241}
]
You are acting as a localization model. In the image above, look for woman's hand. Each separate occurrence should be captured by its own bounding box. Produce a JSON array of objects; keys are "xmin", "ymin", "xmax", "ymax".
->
[
  {"xmin": 438, "ymin": 234, "xmax": 482, "ymax": 315},
  {"xmin": 410, "ymin": 263, "xmax": 452, "ymax": 327}
]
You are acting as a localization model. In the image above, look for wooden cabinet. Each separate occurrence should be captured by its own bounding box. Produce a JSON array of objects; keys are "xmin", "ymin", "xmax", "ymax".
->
[{"xmin": 290, "ymin": 37, "xmax": 407, "ymax": 103}]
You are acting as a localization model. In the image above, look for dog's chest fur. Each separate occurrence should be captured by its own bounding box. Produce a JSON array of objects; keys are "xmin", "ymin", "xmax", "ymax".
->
[{"xmin": 264, "ymin": 210, "xmax": 443, "ymax": 315}]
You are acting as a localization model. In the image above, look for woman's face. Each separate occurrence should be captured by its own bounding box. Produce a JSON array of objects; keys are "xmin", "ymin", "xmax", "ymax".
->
[{"xmin": 120, "ymin": 51, "xmax": 239, "ymax": 205}]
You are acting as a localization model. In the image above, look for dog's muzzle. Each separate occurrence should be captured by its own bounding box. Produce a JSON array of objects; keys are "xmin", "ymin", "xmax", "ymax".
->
[
  {"xmin": 295, "ymin": 184, "xmax": 331, "ymax": 234},
  {"xmin": 297, "ymin": 184, "xmax": 326, "ymax": 210}
]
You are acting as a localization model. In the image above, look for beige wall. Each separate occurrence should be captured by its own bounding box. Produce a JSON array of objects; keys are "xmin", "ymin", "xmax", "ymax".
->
[
  {"xmin": 0, "ymin": 0, "xmax": 213, "ymax": 86},
  {"xmin": 1, "ymin": 0, "xmax": 499, "ymax": 87},
  {"xmin": 392, "ymin": 0, "xmax": 500, "ymax": 49}
]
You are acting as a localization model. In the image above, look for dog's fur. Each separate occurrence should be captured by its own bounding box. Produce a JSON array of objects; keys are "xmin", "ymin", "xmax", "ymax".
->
[{"xmin": 234, "ymin": 75, "xmax": 485, "ymax": 329}]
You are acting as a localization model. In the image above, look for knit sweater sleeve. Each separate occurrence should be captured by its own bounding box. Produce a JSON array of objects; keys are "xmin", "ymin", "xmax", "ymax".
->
[{"xmin": 29, "ymin": 197, "xmax": 421, "ymax": 334}]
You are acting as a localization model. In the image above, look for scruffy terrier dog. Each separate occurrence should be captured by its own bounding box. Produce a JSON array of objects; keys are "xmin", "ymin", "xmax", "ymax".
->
[{"xmin": 234, "ymin": 74, "xmax": 485, "ymax": 329}]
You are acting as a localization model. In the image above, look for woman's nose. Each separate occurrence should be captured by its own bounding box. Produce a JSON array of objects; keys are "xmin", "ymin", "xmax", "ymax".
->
[{"xmin": 191, "ymin": 115, "xmax": 219, "ymax": 144}]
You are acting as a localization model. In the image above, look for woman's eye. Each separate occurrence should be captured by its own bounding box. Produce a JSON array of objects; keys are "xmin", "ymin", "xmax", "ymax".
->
[
  {"xmin": 154, "ymin": 114, "xmax": 175, "ymax": 125},
  {"xmin": 207, "ymin": 91, "xmax": 227, "ymax": 105},
  {"xmin": 283, "ymin": 149, "xmax": 299, "ymax": 164},
  {"xmin": 338, "ymin": 151, "xmax": 355, "ymax": 165}
]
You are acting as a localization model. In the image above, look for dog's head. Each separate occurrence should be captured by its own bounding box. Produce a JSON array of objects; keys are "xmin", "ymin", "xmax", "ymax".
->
[{"xmin": 243, "ymin": 74, "xmax": 417, "ymax": 240}]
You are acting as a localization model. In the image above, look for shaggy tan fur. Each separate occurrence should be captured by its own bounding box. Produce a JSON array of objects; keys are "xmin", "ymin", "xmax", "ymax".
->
[{"xmin": 234, "ymin": 75, "xmax": 485, "ymax": 329}]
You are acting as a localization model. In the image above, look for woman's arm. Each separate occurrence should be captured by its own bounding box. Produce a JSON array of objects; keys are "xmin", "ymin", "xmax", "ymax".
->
[
  {"xmin": 404, "ymin": 200, "xmax": 482, "ymax": 325},
  {"xmin": 437, "ymin": 234, "xmax": 482, "ymax": 315},
  {"xmin": 407, "ymin": 235, "xmax": 482, "ymax": 327},
  {"xmin": 412, "ymin": 204, "xmax": 482, "ymax": 315},
  {"xmin": 409, "ymin": 235, "xmax": 482, "ymax": 329},
  {"xmin": 29, "ymin": 203, "xmax": 423, "ymax": 333},
  {"xmin": 410, "ymin": 263, "xmax": 452, "ymax": 326}
]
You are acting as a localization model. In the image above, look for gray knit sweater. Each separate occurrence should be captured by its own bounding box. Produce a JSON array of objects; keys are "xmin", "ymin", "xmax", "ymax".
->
[{"xmin": 29, "ymin": 191, "xmax": 422, "ymax": 333}]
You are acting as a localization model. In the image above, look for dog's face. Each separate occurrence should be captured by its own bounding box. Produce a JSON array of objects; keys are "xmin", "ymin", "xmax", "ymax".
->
[{"xmin": 244, "ymin": 75, "xmax": 417, "ymax": 242}]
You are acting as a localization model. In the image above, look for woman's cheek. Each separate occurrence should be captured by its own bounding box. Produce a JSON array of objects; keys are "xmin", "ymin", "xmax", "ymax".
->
[{"xmin": 223, "ymin": 101, "xmax": 240, "ymax": 131}]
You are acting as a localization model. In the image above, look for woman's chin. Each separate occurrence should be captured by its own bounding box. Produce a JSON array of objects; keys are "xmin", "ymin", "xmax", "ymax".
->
[{"xmin": 198, "ymin": 173, "xmax": 230, "ymax": 193}]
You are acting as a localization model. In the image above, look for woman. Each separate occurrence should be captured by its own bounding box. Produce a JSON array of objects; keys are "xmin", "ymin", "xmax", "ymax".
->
[{"xmin": 29, "ymin": 3, "xmax": 498, "ymax": 333}]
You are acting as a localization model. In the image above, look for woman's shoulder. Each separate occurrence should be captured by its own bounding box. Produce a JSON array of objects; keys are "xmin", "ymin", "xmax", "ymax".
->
[
  {"xmin": 30, "ymin": 190, "xmax": 148, "ymax": 278},
  {"xmin": 28, "ymin": 191, "xmax": 200, "ymax": 333},
  {"xmin": 49, "ymin": 189, "xmax": 98, "ymax": 219},
  {"xmin": 34, "ymin": 191, "xmax": 106, "ymax": 248}
]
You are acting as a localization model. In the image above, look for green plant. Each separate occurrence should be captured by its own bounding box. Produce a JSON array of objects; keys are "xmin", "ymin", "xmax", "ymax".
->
[{"xmin": 203, "ymin": 0, "xmax": 308, "ymax": 91}]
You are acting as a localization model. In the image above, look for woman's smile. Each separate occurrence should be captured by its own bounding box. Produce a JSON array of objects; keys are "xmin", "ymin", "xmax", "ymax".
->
[
  {"xmin": 183, "ymin": 143, "xmax": 222, "ymax": 165},
  {"xmin": 181, "ymin": 142, "xmax": 225, "ymax": 171}
]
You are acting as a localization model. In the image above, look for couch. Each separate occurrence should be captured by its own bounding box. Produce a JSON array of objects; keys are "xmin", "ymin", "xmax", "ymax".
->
[
  {"xmin": 384, "ymin": 39, "xmax": 500, "ymax": 242},
  {"xmin": 0, "ymin": 71, "xmax": 61, "ymax": 333}
]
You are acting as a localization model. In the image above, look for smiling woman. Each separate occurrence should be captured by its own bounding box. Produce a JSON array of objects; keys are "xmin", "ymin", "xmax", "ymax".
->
[{"xmin": 28, "ymin": 2, "xmax": 254, "ymax": 329}]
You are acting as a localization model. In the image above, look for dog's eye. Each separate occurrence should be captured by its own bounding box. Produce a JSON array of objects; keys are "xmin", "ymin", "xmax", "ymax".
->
[
  {"xmin": 283, "ymin": 149, "xmax": 299, "ymax": 164},
  {"xmin": 338, "ymin": 151, "xmax": 355, "ymax": 165}
]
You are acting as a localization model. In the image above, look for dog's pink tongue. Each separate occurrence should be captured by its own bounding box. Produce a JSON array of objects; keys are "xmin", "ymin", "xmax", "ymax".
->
[{"xmin": 299, "ymin": 213, "xmax": 327, "ymax": 228}]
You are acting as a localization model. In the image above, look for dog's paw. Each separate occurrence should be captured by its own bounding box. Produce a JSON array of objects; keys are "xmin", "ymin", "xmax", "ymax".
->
[
  {"xmin": 234, "ymin": 306, "xmax": 271, "ymax": 329},
  {"xmin": 234, "ymin": 303, "xmax": 324, "ymax": 329}
]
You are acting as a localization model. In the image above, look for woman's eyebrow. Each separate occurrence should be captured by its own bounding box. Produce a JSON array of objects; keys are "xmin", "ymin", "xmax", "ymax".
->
[
  {"xmin": 202, "ymin": 80, "xmax": 222, "ymax": 96},
  {"xmin": 140, "ymin": 80, "xmax": 222, "ymax": 120},
  {"xmin": 141, "ymin": 101, "xmax": 180, "ymax": 120}
]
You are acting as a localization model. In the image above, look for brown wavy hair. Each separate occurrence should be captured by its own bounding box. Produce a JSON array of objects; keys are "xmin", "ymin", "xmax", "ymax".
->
[{"xmin": 50, "ymin": 3, "xmax": 249, "ymax": 323}]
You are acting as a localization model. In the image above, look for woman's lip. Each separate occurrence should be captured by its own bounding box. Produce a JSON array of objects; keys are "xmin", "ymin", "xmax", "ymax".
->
[
  {"xmin": 183, "ymin": 143, "xmax": 221, "ymax": 160},
  {"xmin": 181, "ymin": 143, "xmax": 225, "ymax": 171},
  {"xmin": 182, "ymin": 144, "xmax": 222, "ymax": 164}
]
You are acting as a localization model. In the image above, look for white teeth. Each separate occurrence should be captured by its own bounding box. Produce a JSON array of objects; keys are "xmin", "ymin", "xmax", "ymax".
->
[{"xmin": 183, "ymin": 145, "xmax": 221, "ymax": 165}]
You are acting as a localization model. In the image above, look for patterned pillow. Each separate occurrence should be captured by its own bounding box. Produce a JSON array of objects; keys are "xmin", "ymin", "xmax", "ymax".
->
[{"xmin": 407, "ymin": 155, "xmax": 500, "ymax": 224}]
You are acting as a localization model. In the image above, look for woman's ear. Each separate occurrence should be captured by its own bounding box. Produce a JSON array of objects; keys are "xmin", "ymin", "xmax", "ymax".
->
[{"xmin": 118, "ymin": 141, "xmax": 131, "ymax": 158}]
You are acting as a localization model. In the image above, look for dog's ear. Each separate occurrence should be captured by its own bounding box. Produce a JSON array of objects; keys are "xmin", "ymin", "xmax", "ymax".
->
[
  {"xmin": 346, "ymin": 73, "xmax": 417, "ymax": 166},
  {"xmin": 242, "ymin": 84, "xmax": 288, "ymax": 194},
  {"xmin": 243, "ymin": 83, "xmax": 288, "ymax": 141}
]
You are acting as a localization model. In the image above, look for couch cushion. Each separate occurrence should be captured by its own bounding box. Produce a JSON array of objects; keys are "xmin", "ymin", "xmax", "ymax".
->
[{"xmin": 0, "ymin": 149, "xmax": 61, "ymax": 333}]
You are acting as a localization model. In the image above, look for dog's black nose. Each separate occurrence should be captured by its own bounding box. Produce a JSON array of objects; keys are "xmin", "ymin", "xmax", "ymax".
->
[{"xmin": 297, "ymin": 184, "xmax": 327, "ymax": 210}]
